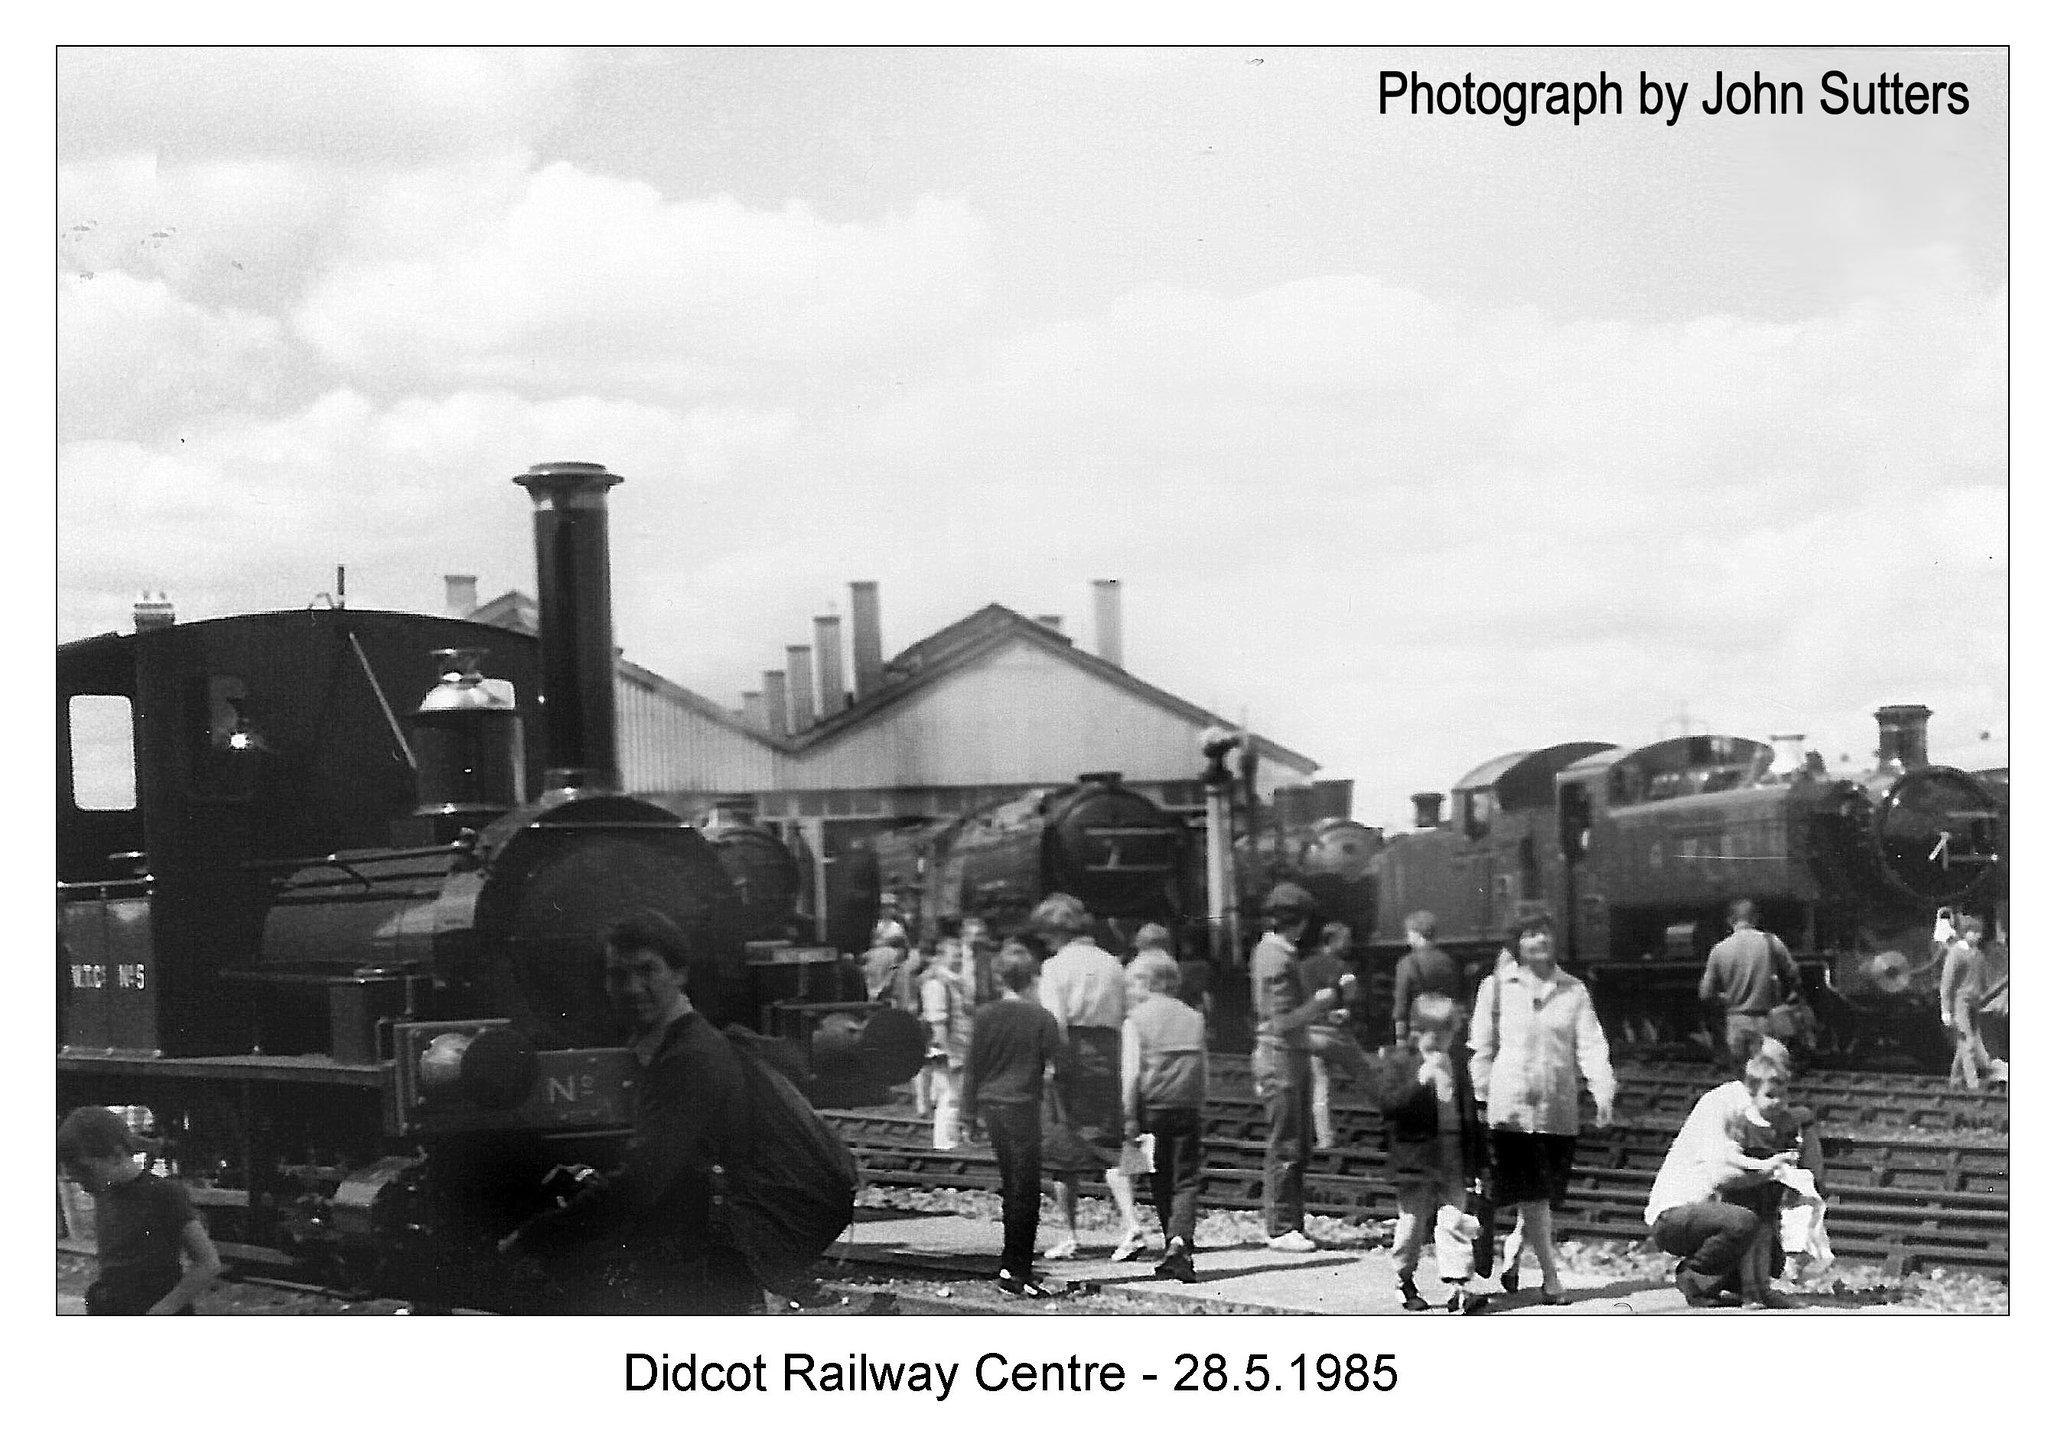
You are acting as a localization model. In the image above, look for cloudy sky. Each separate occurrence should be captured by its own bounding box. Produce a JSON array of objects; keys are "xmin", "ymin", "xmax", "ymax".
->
[{"xmin": 56, "ymin": 46, "xmax": 2007, "ymax": 828}]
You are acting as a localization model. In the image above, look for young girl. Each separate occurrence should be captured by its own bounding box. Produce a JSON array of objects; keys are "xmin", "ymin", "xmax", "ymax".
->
[
  {"xmin": 58, "ymin": 1107, "xmax": 222, "ymax": 1316},
  {"xmin": 919, "ymin": 937, "xmax": 971, "ymax": 1147}
]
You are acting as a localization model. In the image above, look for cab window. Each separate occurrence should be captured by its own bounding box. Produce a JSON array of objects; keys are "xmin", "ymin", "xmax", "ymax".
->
[{"xmin": 69, "ymin": 694, "xmax": 137, "ymax": 812}]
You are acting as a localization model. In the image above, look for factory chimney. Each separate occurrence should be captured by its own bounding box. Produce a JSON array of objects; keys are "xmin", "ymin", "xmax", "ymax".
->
[
  {"xmin": 1875, "ymin": 704, "xmax": 1932, "ymax": 773},
  {"xmin": 513, "ymin": 461, "xmax": 621, "ymax": 794},
  {"xmin": 133, "ymin": 592, "xmax": 176, "ymax": 632},
  {"xmin": 786, "ymin": 644, "xmax": 816, "ymax": 732},
  {"xmin": 444, "ymin": 573, "xmax": 479, "ymax": 618},
  {"xmin": 849, "ymin": 581, "xmax": 885, "ymax": 697},
  {"xmin": 763, "ymin": 670, "xmax": 789, "ymax": 738},
  {"xmin": 814, "ymin": 615, "xmax": 847, "ymax": 718},
  {"xmin": 742, "ymin": 691, "xmax": 768, "ymax": 732},
  {"xmin": 1092, "ymin": 579, "xmax": 1124, "ymax": 668}
]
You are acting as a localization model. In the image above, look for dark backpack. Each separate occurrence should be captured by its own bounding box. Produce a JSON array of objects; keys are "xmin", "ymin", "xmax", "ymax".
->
[{"xmin": 711, "ymin": 1025, "xmax": 861, "ymax": 1293}]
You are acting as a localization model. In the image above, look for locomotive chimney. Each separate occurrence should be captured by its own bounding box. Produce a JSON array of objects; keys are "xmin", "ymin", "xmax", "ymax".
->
[
  {"xmin": 444, "ymin": 573, "xmax": 479, "ymax": 618},
  {"xmin": 514, "ymin": 461, "xmax": 622, "ymax": 794},
  {"xmin": 849, "ymin": 582, "xmax": 885, "ymax": 697},
  {"xmin": 1875, "ymin": 704, "xmax": 1932, "ymax": 773},
  {"xmin": 814, "ymin": 615, "xmax": 846, "ymax": 718},
  {"xmin": 132, "ymin": 591, "xmax": 175, "ymax": 632},
  {"xmin": 763, "ymin": 669, "xmax": 789, "ymax": 737},
  {"xmin": 1412, "ymin": 791, "xmax": 1444, "ymax": 829},
  {"xmin": 1092, "ymin": 579, "xmax": 1124, "ymax": 668},
  {"xmin": 786, "ymin": 644, "xmax": 816, "ymax": 732}
]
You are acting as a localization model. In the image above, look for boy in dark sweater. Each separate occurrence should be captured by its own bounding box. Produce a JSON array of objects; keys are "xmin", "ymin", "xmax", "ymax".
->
[
  {"xmin": 1373, "ymin": 994, "xmax": 1488, "ymax": 1313},
  {"xmin": 962, "ymin": 936, "xmax": 1068, "ymax": 1298},
  {"xmin": 59, "ymin": 1107, "xmax": 222, "ymax": 1316}
]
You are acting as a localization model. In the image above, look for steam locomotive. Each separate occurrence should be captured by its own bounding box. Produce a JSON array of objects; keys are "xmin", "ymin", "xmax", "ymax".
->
[
  {"xmin": 57, "ymin": 462, "xmax": 921, "ymax": 1295},
  {"xmin": 1361, "ymin": 708, "xmax": 2006, "ymax": 1067},
  {"xmin": 863, "ymin": 773, "xmax": 1193, "ymax": 950}
]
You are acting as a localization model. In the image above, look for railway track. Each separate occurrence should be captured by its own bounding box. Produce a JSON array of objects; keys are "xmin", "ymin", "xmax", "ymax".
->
[
  {"xmin": 827, "ymin": 1078, "xmax": 2011, "ymax": 1275},
  {"xmin": 1205, "ymin": 1055, "xmax": 2008, "ymax": 1135}
]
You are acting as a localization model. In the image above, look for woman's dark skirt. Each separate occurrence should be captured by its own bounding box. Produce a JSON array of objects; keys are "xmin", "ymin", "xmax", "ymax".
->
[
  {"xmin": 1488, "ymin": 1129, "xmax": 1576, "ymax": 1210},
  {"xmin": 1041, "ymin": 1025, "xmax": 1122, "ymax": 1175}
]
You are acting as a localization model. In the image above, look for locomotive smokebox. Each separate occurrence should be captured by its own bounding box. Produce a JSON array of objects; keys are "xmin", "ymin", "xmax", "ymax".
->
[
  {"xmin": 1875, "ymin": 704, "xmax": 1932, "ymax": 773},
  {"xmin": 515, "ymin": 461, "xmax": 623, "ymax": 794}
]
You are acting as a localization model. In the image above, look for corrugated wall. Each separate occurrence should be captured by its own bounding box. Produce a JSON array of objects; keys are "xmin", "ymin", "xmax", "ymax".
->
[
  {"xmin": 616, "ymin": 671, "xmax": 781, "ymax": 792},
  {"xmin": 782, "ymin": 638, "xmax": 1313, "ymax": 793}
]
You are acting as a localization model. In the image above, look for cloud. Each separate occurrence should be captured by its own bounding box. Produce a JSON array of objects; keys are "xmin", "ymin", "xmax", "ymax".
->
[
  {"xmin": 292, "ymin": 165, "xmax": 993, "ymax": 400},
  {"xmin": 58, "ymin": 272, "xmax": 290, "ymax": 439},
  {"xmin": 59, "ymin": 48, "xmax": 589, "ymax": 164}
]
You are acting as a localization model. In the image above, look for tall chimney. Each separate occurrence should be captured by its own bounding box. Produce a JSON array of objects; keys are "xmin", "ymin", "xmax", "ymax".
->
[
  {"xmin": 1092, "ymin": 579, "xmax": 1124, "ymax": 668},
  {"xmin": 763, "ymin": 670, "xmax": 789, "ymax": 737},
  {"xmin": 742, "ymin": 691, "xmax": 768, "ymax": 732},
  {"xmin": 133, "ymin": 592, "xmax": 175, "ymax": 632},
  {"xmin": 849, "ymin": 581, "xmax": 884, "ymax": 696},
  {"xmin": 444, "ymin": 573, "xmax": 479, "ymax": 618},
  {"xmin": 786, "ymin": 645, "xmax": 816, "ymax": 732},
  {"xmin": 514, "ymin": 461, "xmax": 622, "ymax": 794},
  {"xmin": 1033, "ymin": 614, "xmax": 1065, "ymax": 634},
  {"xmin": 814, "ymin": 615, "xmax": 847, "ymax": 718},
  {"xmin": 1875, "ymin": 704, "xmax": 1932, "ymax": 773},
  {"xmin": 1412, "ymin": 791, "xmax": 1444, "ymax": 829}
]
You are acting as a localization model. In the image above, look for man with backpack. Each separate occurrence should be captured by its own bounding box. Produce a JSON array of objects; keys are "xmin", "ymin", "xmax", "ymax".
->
[{"xmin": 499, "ymin": 908, "xmax": 855, "ymax": 1313}]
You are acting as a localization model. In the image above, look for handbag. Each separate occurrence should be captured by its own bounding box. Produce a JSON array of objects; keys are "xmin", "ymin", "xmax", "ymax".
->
[{"xmin": 1467, "ymin": 1173, "xmax": 1499, "ymax": 1279}]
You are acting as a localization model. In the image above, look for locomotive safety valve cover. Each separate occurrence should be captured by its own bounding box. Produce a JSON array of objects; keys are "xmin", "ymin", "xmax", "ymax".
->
[{"xmin": 387, "ymin": 1018, "xmax": 637, "ymax": 1139}]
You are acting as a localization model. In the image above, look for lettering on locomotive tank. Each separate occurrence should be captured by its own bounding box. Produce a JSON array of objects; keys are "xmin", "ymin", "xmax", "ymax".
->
[
  {"xmin": 70, "ymin": 963, "xmax": 106, "ymax": 989},
  {"xmin": 545, "ymin": 1072, "xmax": 598, "ymax": 1104},
  {"xmin": 117, "ymin": 962, "xmax": 146, "ymax": 990}
]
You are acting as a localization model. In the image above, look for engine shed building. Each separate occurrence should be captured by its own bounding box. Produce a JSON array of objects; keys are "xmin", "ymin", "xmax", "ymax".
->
[{"xmin": 459, "ymin": 578, "xmax": 1319, "ymax": 941}]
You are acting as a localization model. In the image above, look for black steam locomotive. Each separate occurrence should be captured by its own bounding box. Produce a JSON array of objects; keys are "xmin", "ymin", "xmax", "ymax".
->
[
  {"xmin": 864, "ymin": 772, "xmax": 1193, "ymax": 949},
  {"xmin": 57, "ymin": 462, "xmax": 920, "ymax": 1293},
  {"xmin": 1362, "ymin": 708, "xmax": 2005, "ymax": 1068}
]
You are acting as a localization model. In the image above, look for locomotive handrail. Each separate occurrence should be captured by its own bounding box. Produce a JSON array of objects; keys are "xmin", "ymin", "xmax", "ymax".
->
[{"xmin": 243, "ymin": 843, "xmax": 474, "ymax": 872}]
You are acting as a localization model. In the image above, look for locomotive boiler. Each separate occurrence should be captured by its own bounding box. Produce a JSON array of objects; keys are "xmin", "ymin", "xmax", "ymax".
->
[
  {"xmin": 866, "ymin": 772, "xmax": 1193, "ymax": 948},
  {"xmin": 1364, "ymin": 708, "xmax": 2005, "ymax": 1068},
  {"xmin": 57, "ymin": 462, "xmax": 920, "ymax": 1295}
]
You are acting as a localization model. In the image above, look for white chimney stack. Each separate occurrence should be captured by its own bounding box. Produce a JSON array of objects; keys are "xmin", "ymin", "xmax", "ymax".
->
[
  {"xmin": 1092, "ymin": 579, "xmax": 1124, "ymax": 668},
  {"xmin": 445, "ymin": 573, "xmax": 479, "ymax": 617}
]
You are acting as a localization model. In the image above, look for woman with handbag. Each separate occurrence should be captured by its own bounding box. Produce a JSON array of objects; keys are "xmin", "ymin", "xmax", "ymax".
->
[{"xmin": 1469, "ymin": 908, "xmax": 1616, "ymax": 1306}]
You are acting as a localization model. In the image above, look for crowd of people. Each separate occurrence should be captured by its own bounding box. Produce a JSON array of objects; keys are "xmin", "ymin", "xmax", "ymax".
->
[
  {"xmin": 59, "ymin": 885, "xmax": 1992, "ymax": 1316},
  {"xmin": 934, "ymin": 887, "xmax": 1879, "ymax": 1311}
]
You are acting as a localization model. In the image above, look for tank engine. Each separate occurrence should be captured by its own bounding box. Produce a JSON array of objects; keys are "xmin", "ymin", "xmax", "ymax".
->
[
  {"xmin": 1365, "ymin": 708, "xmax": 2005, "ymax": 1069},
  {"xmin": 57, "ymin": 462, "xmax": 920, "ymax": 1297},
  {"xmin": 866, "ymin": 772, "xmax": 1193, "ymax": 948}
]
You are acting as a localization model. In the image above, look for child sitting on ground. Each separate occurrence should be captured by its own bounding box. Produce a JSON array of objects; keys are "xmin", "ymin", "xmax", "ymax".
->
[
  {"xmin": 58, "ymin": 1107, "xmax": 222, "ymax": 1316},
  {"xmin": 1374, "ymin": 993, "xmax": 1488, "ymax": 1313}
]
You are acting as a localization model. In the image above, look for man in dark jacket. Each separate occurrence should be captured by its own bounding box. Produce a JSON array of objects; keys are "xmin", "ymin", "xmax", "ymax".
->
[{"xmin": 499, "ymin": 909, "xmax": 762, "ymax": 1314}]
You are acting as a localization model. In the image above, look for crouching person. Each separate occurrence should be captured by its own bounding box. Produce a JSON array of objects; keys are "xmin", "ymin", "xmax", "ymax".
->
[
  {"xmin": 1644, "ymin": 1043, "xmax": 1802, "ymax": 1310},
  {"xmin": 1122, "ymin": 952, "xmax": 1208, "ymax": 1282},
  {"xmin": 1375, "ymin": 994, "xmax": 1487, "ymax": 1313}
]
